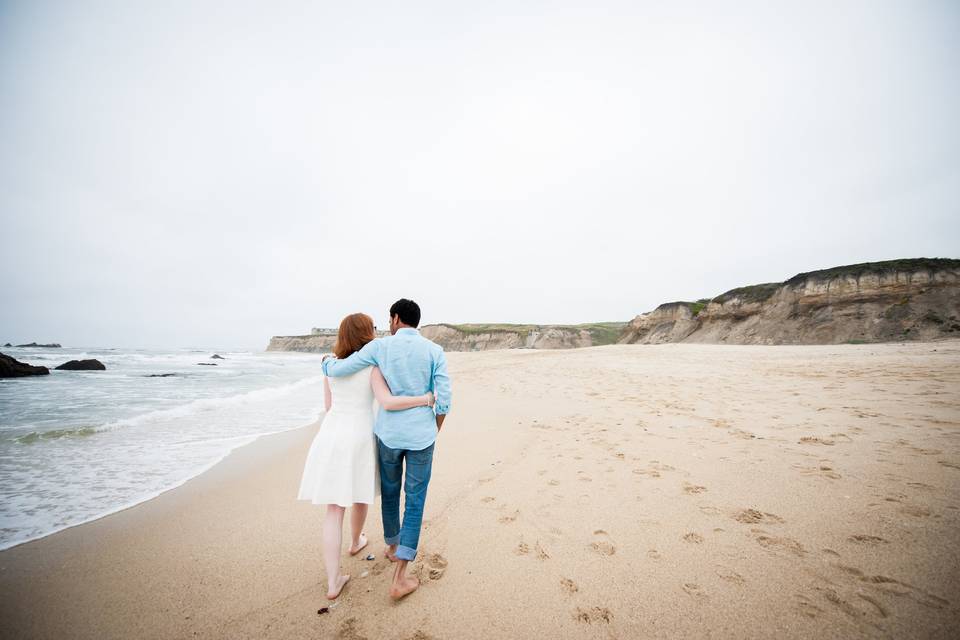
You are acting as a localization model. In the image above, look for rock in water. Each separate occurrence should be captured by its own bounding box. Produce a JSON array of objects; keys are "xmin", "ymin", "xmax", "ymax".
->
[
  {"xmin": 55, "ymin": 359, "xmax": 106, "ymax": 371},
  {"xmin": 3, "ymin": 343, "xmax": 11, "ymax": 347},
  {"xmin": 196, "ymin": 362, "xmax": 218, "ymax": 366},
  {"xmin": 15, "ymin": 342, "xmax": 62, "ymax": 348},
  {"xmin": 0, "ymin": 352, "xmax": 51, "ymax": 377},
  {"xmin": 210, "ymin": 354, "xmax": 225, "ymax": 359}
]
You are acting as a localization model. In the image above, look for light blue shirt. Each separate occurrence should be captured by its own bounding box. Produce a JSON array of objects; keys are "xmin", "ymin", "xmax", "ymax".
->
[{"xmin": 321, "ymin": 328, "xmax": 451, "ymax": 450}]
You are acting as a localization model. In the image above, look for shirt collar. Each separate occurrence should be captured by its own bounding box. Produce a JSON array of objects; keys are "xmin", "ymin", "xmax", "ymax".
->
[{"xmin": 396, "ymin": 327, "xmax": 419, "ymax": 336}]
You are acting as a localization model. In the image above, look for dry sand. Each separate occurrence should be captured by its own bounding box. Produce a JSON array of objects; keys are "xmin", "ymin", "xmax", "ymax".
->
[{"xmin": 2, "ymin": 342, "xmax": 959, "ymax": 639}]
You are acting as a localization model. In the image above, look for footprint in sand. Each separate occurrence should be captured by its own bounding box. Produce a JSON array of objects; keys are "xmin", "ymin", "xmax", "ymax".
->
[
  {"xmin": 590, "ymin": 530, "xmax": 616, "ymax": 556},
  {"xmin": 799, "ymin": 436, "xmax": 835, "ymax": 446},
  {"xmin": 336, "ymin": 617, "xmax": 366, "ymax": 640},
  {"xmin": 795, "ymin": 594, "xmax": 825, "ymax": 619},
  {"xmin": 898, "ymin": 504, "xmax": 931, "ymax": 518},
  {"xmin": 633, "ymin": 468, "xmax": 661, "ymax": 478},
  {"xmin": 793, "ymin": 461, "xmax": 842, "ymax": 479},
  {"xmin": 647, "ymin": 549, "xmax": 662, "ymax": 560},
  {"xmin": 836, "ymin": 565, "xmax": 951, "ymax": 609},
  {"xmin": 756, "ymin": 535, "xmax": 806, "ymax": 556},
  {"xmin": 535, "ymin": 541, "xmax": 551, "ymax": 560},
  {"xmin": 938, "ymin": 460, "xmax": 960, "ymax": 470},
  {"xmin": 480, "ymin": 496, "xmax": 496, "ymax": 503},
  {"xmin": 733, "ymin": 508, "xmax": 784, "ymax": 525},
  {"xmin": 683, "ymin": 532, "xmax": 704, "ymax": 544},
  {"xmin": 683, "ymin": 482, "xmax": 708, "ymax": 494},
  {"xmin": 498, "ymin": 511, "xmax": 519, "ymax": 524},
  {"xmin": 573, "ymin": 607, "xmax": 613, "ymax": 624},
  {"xmin": 424, "ymin": 553, "xmax": 448, "ymax": 580},
  {"xmin": 560, "ymin": 577, "xmax": 579, "ymax": 594},
  {"xmin": 715, "ymin": 568, "xmax": 745, "ymax": 585},
  {"xmin": 682, "ymin": 582, "xmax": 709, "ymax": 601},
  {"xmin": 816, "ymin": 586, "xmax": 883, "ymax": 620},
  {"xmin": 515, "ymin": 541, "xmax": 530, "ymax": 556},
  {"xmin": 848, "ymin": 534, "xmax": 888, "ymax": 545}
]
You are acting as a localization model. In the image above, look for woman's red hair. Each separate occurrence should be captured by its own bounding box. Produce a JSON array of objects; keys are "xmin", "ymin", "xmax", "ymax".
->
[{"xmin": 333, "ymin": 313, "xmax": 376, "ymax": 359}]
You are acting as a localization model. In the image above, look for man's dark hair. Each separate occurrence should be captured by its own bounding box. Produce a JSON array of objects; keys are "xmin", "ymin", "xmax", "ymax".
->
[{"xmin": 390, "ymin": 298, "xmax": 421, "ymax": 328}]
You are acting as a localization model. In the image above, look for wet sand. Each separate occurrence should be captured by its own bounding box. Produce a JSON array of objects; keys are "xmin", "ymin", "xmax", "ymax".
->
[{"xmin": 2, "ymin": 342, "xmax": 959, "ymax": 639}]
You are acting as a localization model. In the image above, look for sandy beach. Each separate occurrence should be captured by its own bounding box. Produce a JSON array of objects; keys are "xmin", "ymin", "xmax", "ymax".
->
[{"xmin": 2, "ymin": 342, "xmax": 959, "ymax": 639}]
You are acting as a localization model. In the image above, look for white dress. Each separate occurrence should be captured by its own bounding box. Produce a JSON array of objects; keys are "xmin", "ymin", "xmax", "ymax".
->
[{"xmin": 297, "ymin": 366, "xmax": 380, "ymax": 507}]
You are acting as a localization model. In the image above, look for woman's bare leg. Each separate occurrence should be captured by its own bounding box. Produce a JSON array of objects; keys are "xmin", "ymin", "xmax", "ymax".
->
[
  {"xmin": 348, "ymin": 503, "xmax": 369, "ymax": 555},
  {"xmin": 323, "ymin": 505, "xmax": 349, "ymax": 599}
]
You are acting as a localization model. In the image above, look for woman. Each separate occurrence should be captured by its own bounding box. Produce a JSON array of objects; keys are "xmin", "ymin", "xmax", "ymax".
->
[{"xmin": 297, "ymin": 313, "xmax": 433, "ymax": 600}]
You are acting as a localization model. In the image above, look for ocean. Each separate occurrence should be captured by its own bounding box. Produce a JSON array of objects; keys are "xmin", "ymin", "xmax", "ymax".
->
[{"xmin": 0, "ymin": 345, "xmax": 326, "ymax": 550}]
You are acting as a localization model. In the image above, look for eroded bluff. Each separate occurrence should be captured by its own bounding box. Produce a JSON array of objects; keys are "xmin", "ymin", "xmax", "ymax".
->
[{"xmin": 619, "ymin": 259, "xmax": 960, "ymax": 345}]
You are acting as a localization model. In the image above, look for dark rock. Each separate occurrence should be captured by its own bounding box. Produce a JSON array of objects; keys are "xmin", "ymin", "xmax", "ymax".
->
[
  {"xmin": 145, "ymin": 373, "xmax": 178, "ymax": 377},
  {"xmin": 3, "ymin": 343, "xmax": 11, "ymax": 347},
  {"xmin": 196, "ymin": 362, "xmax": 218, "ymax": 366},
  {"xmin": 15, "ymin": 342, "xmax": 62, "ymax": 348},
  {"xmin": 210, "ymin": 354, "xmax": 225, "ymax": 359},
  {"xmin": 0, "ymin": 352, "xmax": 50, "ymax": 378},
  {"xmin": 55, "ymin": 359, "xmax": 106, "ymax": 371}
]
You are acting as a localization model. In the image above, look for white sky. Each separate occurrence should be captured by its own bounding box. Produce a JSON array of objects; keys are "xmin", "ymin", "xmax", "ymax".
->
[{"xmin": 1, "ymin": 1, "xmax": 958, "ymax": 350}]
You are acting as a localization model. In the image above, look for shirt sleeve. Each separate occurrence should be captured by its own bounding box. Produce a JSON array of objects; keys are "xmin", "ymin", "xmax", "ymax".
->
[
  {"xmin": 432, "ymin": 348, "xmax": 452, "ymax": 415},
  {"xmin": 322, "ymin": 339, "xmax": 381, "ymax": 377}
]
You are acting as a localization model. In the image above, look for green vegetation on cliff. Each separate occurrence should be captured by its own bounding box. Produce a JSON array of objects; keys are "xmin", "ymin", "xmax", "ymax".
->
[
  {"xmin": 784, "ymin": 258, "xmax": 960, "ymax": 287},
  {"xmin": 668, "ymin": 258, "xmax": 959, "ymax": 311},
  {"xmin": 712, "ymin": 283, "xmax": 782, "ymax": 305}
]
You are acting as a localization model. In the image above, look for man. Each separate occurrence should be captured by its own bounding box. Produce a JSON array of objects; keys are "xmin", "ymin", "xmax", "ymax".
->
[{"xmin": 321, "ymin": 298, "xmax": 451, "ymax": 599}]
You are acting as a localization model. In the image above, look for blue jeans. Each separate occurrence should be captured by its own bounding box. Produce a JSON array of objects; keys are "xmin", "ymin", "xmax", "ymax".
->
[{"xmin": 377, "ymin": 437, "xmax": 434, "ymax": 561}]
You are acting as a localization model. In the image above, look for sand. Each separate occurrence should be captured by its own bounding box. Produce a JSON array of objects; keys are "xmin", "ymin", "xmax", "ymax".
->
[{"xmin": 2, "ymin": 342, "xmax": 959, "ymax": 639}]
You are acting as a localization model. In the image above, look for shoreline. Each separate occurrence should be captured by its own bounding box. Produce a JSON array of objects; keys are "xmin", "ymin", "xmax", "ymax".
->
[
  {"xmin": 0, "ymin": 418, "xmax": 325, "ymax": 640},
  {"xmin": 2, "ymin": 343, "xmax": 959, "ymax": 639},
  {"xmin": 0, "ymin": 419, "xmax": 320, "ymax": 553}
]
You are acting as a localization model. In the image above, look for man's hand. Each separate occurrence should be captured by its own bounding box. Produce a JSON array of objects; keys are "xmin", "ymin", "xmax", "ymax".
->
[{"xmin": 436, "ymin": 413, "xmax": 446, "ymax": 432}]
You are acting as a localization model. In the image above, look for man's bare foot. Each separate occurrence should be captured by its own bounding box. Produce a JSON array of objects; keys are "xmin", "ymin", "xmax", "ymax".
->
[
  {"xmin": 384, "ymin": 545, "xmax": 398, "ymax": 562},
  {"xmin": 326, "ymin": 574, "xmax": 350, "ymax": 600},
  {"xmin": 348, "ymin": 533, "xmax": 368, "ymax": 556},
  {"xmin": 389, "ymin": 575, "xmax": 420, "ymax": 600}
]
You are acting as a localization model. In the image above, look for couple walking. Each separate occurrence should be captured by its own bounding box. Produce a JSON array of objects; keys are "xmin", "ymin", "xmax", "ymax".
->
[{"xmin": 297, "ymin": 299, "xmax": 452, "ymax": 600}]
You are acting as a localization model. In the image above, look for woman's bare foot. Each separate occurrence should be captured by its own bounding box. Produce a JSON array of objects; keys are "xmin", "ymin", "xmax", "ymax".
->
[
  {"xmin": 389, "ymin": 575, "xmax": 420, "ymax": 600},
  {"xmin": 384, "ymin": 545, "xmax": 398, "ymax": 562},
  {"xmin": 348, "ymin": 533, "xmax": 368, "ymax": 556},
  {"xmin": 326, "ymin": 574, "xmax": 350, "ymax": 600}
]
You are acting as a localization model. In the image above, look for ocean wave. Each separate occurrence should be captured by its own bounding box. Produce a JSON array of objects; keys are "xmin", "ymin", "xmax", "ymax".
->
[
  {"xmin": 14, "ymin": 426, "xmax": 100, "ymax": 444},
  {"xmin": 92, "ymin": 375, "xmax": 325, "ymax": 433}
]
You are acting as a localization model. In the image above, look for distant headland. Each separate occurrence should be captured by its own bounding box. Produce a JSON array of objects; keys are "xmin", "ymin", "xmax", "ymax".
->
[{"xmin": 266, "ymin": 258, "xmax": 960, "ymax": 352}]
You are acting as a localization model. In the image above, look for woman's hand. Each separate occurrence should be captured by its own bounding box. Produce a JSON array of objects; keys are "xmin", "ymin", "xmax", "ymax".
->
[{"xmin": 424, "ymin": 391, "xmax": 435, "ymax": 407}]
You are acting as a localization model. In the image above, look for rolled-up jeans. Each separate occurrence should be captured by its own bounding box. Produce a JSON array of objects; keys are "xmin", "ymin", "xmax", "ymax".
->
[{"xmin": 377, "ymin": 437, "xmax": 435, "ymax": 561}]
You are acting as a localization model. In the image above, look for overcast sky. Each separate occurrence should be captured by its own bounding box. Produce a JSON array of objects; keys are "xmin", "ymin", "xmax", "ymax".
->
[{"xmin": 1, "ymin": 1, "xmax": 958, "ymax": 350}]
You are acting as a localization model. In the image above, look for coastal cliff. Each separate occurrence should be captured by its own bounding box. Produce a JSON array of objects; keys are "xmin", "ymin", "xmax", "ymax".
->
[
  {"xmin": 266, "ymin": 329, "xmax": 390, "ymax": 353},
  {"xmin": 266, "ymin": 259, "xmax": 959, "ymax": 352},
  {"xmin": 619, "ymin": 258, "xmax": 960, "ymax": 345},
  {"xmin": 265, "ymin": 335, "xmax": 337, "ymax": 353},
  {"xmin": 418, "ymin": 323, "xmax": 625, "ymax": 352}
]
